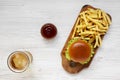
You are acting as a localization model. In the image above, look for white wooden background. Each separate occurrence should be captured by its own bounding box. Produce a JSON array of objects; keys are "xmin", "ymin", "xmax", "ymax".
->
[{"xmin": 0, "ymin": 0, "xmax": 120, "ymax": 80}]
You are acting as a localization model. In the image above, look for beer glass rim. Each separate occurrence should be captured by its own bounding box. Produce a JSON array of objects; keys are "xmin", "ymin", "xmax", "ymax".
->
[{"xmin": 7, "ymin": 51, "xmax": 30, "ymax": 73}]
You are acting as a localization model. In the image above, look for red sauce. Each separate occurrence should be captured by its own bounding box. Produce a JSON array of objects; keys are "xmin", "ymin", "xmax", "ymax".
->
[
  {"xmin": 41, "ymin": 23, "xmax": 57, "ymax": 39},
  {"xmin": 69, "ymin": 40, "xmax": 91, "ymax": 63}
]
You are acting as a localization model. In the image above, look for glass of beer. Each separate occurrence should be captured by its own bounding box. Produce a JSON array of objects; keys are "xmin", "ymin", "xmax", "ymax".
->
[{"xmin": 7, "ymin": 51, "xmax": 33, "ymax": 73}]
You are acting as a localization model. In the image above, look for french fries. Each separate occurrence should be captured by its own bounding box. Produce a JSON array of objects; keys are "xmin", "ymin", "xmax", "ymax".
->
[{"xmin": 72, "ymin": 8, "xmax": 111, "ymax": 48}]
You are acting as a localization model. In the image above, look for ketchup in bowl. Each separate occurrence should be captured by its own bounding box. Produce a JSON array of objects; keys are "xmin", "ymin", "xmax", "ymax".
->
[{"xmin": 41, "ymin": 23, "xmax": 57, "ymax": 39}]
